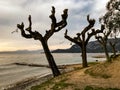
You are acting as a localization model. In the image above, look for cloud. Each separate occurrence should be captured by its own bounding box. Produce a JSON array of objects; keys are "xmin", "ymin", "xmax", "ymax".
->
[{"xmin": 0, "ymin": 0, "xmax": 109, "ymax": 51}]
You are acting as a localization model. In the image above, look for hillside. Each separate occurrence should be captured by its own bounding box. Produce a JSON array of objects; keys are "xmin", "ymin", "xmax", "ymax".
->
[
  {"xmin": 52, "ymin": 38, "xmax": 120, "ymax": 53},
  {"xmin": 31, "ymin": 56, "xmax": 120, "ymax": 90}
]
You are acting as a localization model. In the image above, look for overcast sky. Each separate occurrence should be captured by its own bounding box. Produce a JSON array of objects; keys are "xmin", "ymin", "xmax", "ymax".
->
[{"xmin": 0, "ymin": 0, "xmax": 109, "ymax": 51}]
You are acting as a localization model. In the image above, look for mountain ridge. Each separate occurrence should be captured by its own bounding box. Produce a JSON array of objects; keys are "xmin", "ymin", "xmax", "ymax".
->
[{"xmin": 52, "ymin": 38, "xmax": 120, "ymax": 53}]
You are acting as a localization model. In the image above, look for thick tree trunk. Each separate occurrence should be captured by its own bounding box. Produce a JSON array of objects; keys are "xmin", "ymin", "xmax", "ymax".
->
[
  {"xmin": 81, "ymin": 45, "xmax": 88, "ymax": 67},
  {"xmin": 41, "ymin": 39, "xmax": 61, "ymax": 77},
  {"xmin": 103, "ymin": 44, "xmax": 111, "ymax": 62}
]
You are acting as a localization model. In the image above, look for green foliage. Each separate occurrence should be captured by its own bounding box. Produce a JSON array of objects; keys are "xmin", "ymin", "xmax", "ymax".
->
[
  {"xmin": 31, "ymin": 74, "xmax": 73, "ymax": 90},
  {"xmin": 74, "ymin": 88, "xmax": 81, "ymax": 90},
  {"xmin": 101, "ymin": 0, "xmax": 120, "ymax": 33},
  {"xmin": 88, "ymin": 62, "xmax": 99, "ymax": 65},
  {"xmin": 84, "ymin": 86, "xmax": 120, "ymax": 90},
  {"xmin": 31, "ymin": 79, "xmax": 53, "ymax": 90}
]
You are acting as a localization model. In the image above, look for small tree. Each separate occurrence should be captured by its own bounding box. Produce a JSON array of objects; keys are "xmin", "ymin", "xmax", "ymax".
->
[
  {"xmin": 104, "ymin": 0, "xmax": 120, "ymax": 58},
  {"xmin": 102, "ymin": 0, "xmax": 120, "ymax": 33},
  {"xmin": 95, "ymin": 25, "xmax": 111, "ymax": 62},
  {"xmin": 109, "ymin": 33, "xmax": 117, "ymax": 57},
  {"xmin": 64, "ymin": 15, "xmax": 103, "ymax": 67},
  {"xmin": 97, "ymin": 0, "xmax": 120, "ymax": 61},
  {"xmin": 17, "ymin": 6, "xmax": 68, "ymax": 77}
]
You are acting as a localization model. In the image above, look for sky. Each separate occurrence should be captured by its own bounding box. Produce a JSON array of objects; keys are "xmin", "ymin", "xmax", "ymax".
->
[{"xmin": 0, "ymin": 0, "xmax": 109, "ymax": 51}]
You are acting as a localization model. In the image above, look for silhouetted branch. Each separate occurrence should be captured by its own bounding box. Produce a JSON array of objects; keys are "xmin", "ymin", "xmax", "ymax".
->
[
  {"xmin": 64, "ymin": 15, "xmax": 101, "ymax": 67},
  {"xmin": 17, "ymin": 22, "xmax": 32, "ymax": 38},
  {"xmin": 81, "ymin": 15, "xmax": 95, "ymax": 35},
  {"xmin": 17, "ymin": 6, "xmax": 68, "ymax": 77},
  {"xmin": 44, "ymin": 7, "xmax": 68, "ymax": 41},
  {"xmin": 86, "ymin": 25, "xmax": 105, "ymax": 44},
  {"xmin": 25, "ymin": 15, "xmax": 32, "ymax": 32},
  {"xmin": 17, "ymin": 16, "xmax": 43, "ymax": 40},
  {"xmin": 64, "ymin": 29, "xmax": 80, "ymax": 45}
]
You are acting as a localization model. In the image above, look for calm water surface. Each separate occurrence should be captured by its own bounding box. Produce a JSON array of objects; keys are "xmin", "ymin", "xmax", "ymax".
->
[{"xmin": 0, "ymin": 53, "xmax": 105, "ymax": 89}]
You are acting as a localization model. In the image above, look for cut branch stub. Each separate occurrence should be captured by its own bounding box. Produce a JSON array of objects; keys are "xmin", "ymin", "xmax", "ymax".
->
[
  {"xmin": 64, "ymin": 29, "xmax": 68, "ymax": 36},
  {"xmin": 17, "ymin": 22, "xmax": 24, "ymax": 30},
  {"xmin": 87, "ymin": 15, "xmax": 95, "ymax": 26},
  {"xmin": 26, "ymin": 15, "xmax": 32, "ymax": 32},
  {"xmin": 62, "ymin": 9, "xmax": 68, "ymax": 20}
]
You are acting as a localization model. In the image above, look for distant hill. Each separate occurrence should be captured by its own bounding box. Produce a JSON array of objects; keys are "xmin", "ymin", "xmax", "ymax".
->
[
  {"xmin": 0, "ymin": 49, "xmax": 44, "ymax": 54},
  {"xmin": 52, "ymin": 38, "xmax": 120, "ymax": 53}
]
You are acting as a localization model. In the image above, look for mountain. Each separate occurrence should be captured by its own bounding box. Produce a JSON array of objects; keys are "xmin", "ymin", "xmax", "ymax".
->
[
  {"xmin": 52, "ymin": 38, "xmax": 120, "ymax": 53},
  {"xmin": 0, "ymin": 49, "xmax": 44, "ymax": 54}
]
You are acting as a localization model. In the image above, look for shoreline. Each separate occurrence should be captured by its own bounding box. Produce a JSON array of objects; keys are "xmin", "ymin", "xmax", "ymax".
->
[
  {"xmin": 4, "ymin": 63, "xmax": 82, "ymax": 90},
  {"xmin": 4, "ymin": 73, "xmax": 52, "ymax": 90}
]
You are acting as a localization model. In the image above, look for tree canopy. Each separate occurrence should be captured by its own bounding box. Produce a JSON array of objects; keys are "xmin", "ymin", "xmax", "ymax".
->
[{"xmin": 101, "ymin": 0, "xmax": 120, "ymax": 33}]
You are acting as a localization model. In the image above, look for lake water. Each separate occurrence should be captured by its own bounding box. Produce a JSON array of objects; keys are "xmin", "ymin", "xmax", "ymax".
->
[{"xmin": 0, "ymin": 53, "xmax": 105, "ymax": 89}]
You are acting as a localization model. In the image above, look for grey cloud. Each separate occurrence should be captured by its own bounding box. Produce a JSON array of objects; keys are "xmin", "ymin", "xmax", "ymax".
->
[{"xmin": 0, "ymin": 0, "xmax": 109, "ymax": 51}]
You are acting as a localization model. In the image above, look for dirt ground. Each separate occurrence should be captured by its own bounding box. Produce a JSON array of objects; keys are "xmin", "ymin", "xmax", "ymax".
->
[{"xmin": 33, "ymin": 56, "xmax": 120, "ymax": 90}]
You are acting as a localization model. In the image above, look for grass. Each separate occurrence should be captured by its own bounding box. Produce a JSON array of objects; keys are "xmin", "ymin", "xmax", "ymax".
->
[
  {"xmin": 51, "ymin": 78, "xmax": 73, "ymax": 90},
  {"xmin": 31, "ymin": 74, "xmax": 73, "ymax": 90},
  {"xmin": 85, "ymin": 69, "xmax": 111, "ymax": 79},
  {"xmin": 88, "ymin": 62, "xmax": 99, "ymax": 65},
  {"xmin": 31, "ymin": 78, "xmax": 53, "ymax": 90},
  {"xmin": 85, "ymin": 62, "xmax": 111, "ymax": 79},
  {"xmin": 84, "ymin": 86, "xmax": 120, "ymax": 90},
  {"xmin": 31, "ymin": 57, "xmax": 120, "ymax": 90}
]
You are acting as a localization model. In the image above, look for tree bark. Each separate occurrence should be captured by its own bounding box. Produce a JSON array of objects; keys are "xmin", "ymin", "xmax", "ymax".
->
[
  {"xmin": 81, "ymin": 45, "xmax": 88, "ymax": 67},
  {"xmin": 112, "ymin": 46, "xmax": 116, "ymax": 57},
  {"xmin": 41, "ymin": 39, "xmax": 61, "ymax": 77}
]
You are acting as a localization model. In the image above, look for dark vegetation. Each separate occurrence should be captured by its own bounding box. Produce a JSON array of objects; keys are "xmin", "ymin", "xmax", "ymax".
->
[{"xmin": 85, "ymin": 86, "xmax": 120, "ymax": 90}]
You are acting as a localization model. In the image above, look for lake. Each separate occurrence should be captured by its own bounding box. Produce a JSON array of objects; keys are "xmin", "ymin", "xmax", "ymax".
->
[{"xmin": 0, "ymin": 53, "xmax": 105, "ymax": 89}]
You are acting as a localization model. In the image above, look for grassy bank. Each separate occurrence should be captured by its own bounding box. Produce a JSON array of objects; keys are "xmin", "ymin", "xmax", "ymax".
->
[{"xmin": 31, "ymin": 56, "xmax": 120, "ymax": 90}]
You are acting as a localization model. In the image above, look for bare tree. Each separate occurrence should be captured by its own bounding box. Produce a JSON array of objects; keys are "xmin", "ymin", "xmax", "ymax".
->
[
  {"xmin": 17, "ymin": 6, "xmax": 68, "ymax": 77},
  {"xmin": 109, "ymin": 32, "xmax": 117, "ymax": 57},
  {"xmin": 95, "ymin": 26, "xmax": 111, "ymax": 62},
  {"xmin": 64, "ymin": 15, "xmax": 103, "ymax": 67}
]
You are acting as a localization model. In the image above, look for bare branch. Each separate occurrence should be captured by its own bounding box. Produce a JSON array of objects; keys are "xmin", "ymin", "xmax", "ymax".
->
[
  {"xmin": 55, "ymin": 9, "xmax": 68, "ymax": 32},
  {"xmin": 95, "ymin": 35, "xmax": 103, "ymax": 44},
  {"xmin": 81, "ymin": 15, "xmax": 95, "ymax": 35},
  {"xmin": 64, "ymin": 29, "xmax": 80, "ymax": 45},
  {"xmin": 26, "ymin": 15, "xmax": 32, "ymax": 32},
  {"xmin": 56, "ymin": 9, "xmax": 68, "ymax": 27},
  {"xmin": 17, "ymin": 16, "xmax": 43, "ymax": 40},
  {"xmin": 17, "ymin": 23, "xmax": 32, "ymax": 38},
  {"xmin": 44, "ymin": 7, "xmax": 68, "ymax": 40}
]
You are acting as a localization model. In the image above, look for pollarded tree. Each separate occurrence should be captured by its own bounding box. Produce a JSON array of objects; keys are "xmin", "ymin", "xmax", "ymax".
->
[
  {"xmin": 64, "ymin": 15, "xmax": 104, "ymax": 67},
  {"xmin": 95, "ymin": 25, "xmax": 111, "ymax": 62},
  {"xmin": 17, "ymin": 7, "xmax": 68, "ymax": 77}
]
